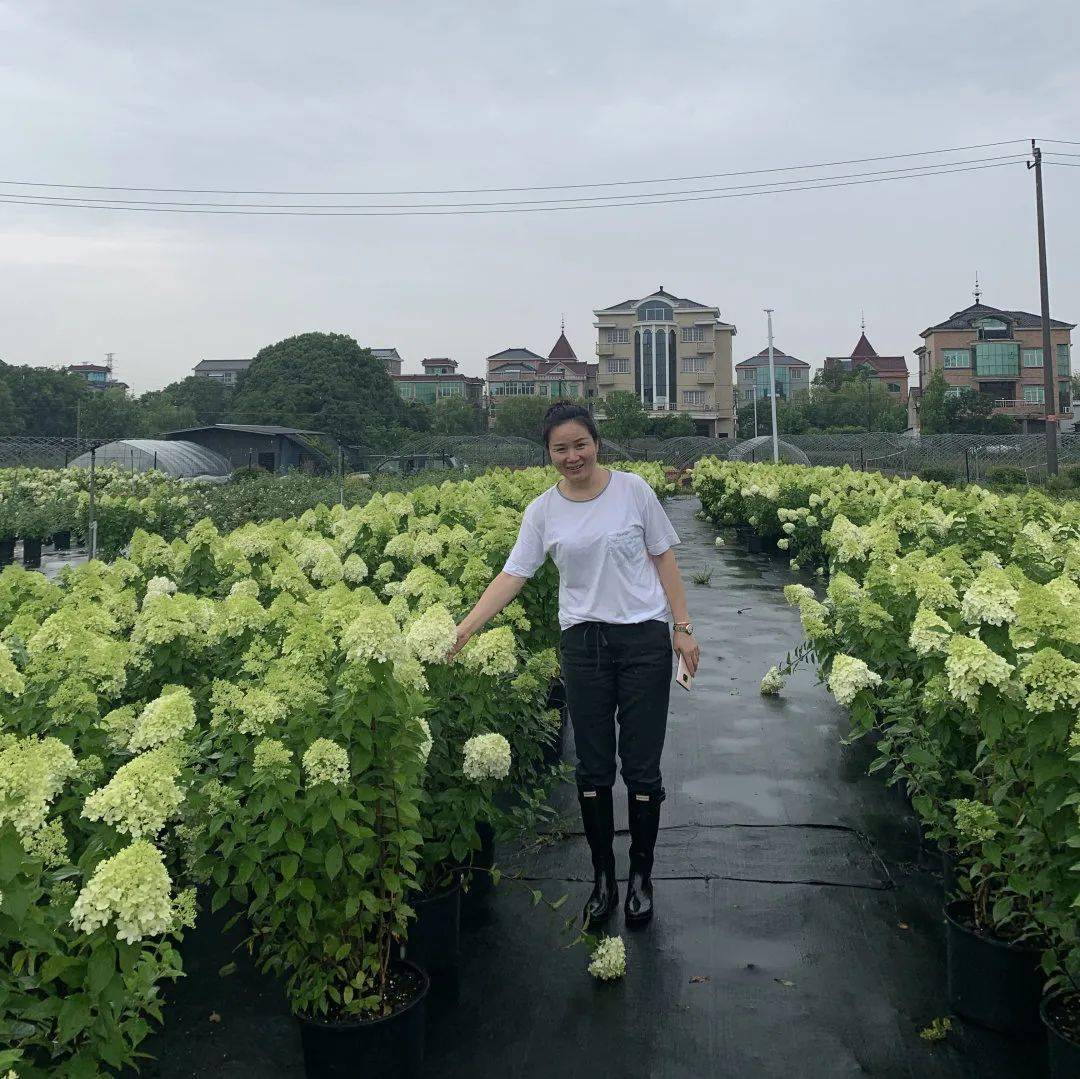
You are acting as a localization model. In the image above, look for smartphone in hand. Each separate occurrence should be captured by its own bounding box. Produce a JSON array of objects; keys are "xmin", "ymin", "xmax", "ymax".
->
[{"xmin": 676, "ymin": 654, "xmax": 693, "ymax": 692}]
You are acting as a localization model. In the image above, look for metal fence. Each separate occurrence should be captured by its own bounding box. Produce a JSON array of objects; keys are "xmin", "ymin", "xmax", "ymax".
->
[{"xmin": 4, "ymin": 431, "xmax": 1080, "ymax": 492}]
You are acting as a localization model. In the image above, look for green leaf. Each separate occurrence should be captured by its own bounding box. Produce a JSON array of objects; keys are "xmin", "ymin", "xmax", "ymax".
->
[
  {"xmin": 57, "ymin": 994, "xmax": 92, "ymax": 1044},
  {"xmin": 280, "ymin": 854, "xmax": 299, "ymax": 881},
  {"xmin": 87, "ymin": 942, "xmax": 116, "ymax": 996},
  {"xmin": 286, "ymin": 830, "xmax": 305, "ymax": 855},
  {"xmin": 326, "ymin": 844, "xmax": 343, "ymax": 880},
  {"xmin": 265, "ymin": 818, "xmax": 286, "ymax": 846}
]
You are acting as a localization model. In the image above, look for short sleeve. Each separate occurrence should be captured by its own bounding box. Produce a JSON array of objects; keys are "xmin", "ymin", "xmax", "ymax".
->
[
  {"xmin": 638, "ymin": 478, "xmax": 680, "ymax": 556},
  {"xmin": 503, "ymin": 505, "xmax": 546, "ymax": 579}
]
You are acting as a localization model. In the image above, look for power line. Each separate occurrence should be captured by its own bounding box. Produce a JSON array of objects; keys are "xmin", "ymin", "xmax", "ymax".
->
[
  {"xmin": 0, "ymin": 139, "xmax": 1030, "ymax": 198},
  {"xmin": 0, "ymin": 160, "xmax": 1025, "ymax": 218},
  {"xmin": 0, "ymin": 154, "xmax": 1029, "ymax": 210}
]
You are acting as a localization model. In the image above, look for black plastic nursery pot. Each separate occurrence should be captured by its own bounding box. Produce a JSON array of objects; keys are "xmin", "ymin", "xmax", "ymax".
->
[
  {"xmin": 0, "ymin": 537, "xmax": 14, "ymax": 567},
  {"xmin": 297, "ymin": 960, "xmax": 429, "ymax": 1079},
  {"xmin": 406, "ymin": 879, "xmax": 462, "ymax": 977},
  {"xmin": 1042, "ymin": 995, "xmax": 1080, "ymax": 1078},
  {"xmin": 21, "ymin": 537, "xmax": 43, "ymax": 568},
  {"xmin": 52, "ymin": 529, "xmax": 71, "ymax": 550},
  {"xmin": 944, "ymin": 900, "xmax": 1044, "ymax": 1036}
]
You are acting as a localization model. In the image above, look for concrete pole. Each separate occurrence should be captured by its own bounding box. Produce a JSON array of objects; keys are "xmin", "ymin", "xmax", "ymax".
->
[
  {"xmin": 765, "ymin": 309, "xmax": 780, "ymax": 462},
  {"xmin": 1030, "ymin": 140, "xmax": 1058, "ymax": 475}
]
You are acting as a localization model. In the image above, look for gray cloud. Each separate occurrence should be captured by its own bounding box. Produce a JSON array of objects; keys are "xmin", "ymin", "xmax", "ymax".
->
[{"xmin": 1, "ymin": 0, "xmax": 1077, "ymax": 394}]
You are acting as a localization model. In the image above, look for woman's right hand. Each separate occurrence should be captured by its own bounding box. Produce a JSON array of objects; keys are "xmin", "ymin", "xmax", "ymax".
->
[{"xmin": 448, "ymin": 623, "xmax": 472, "ymax": 660}]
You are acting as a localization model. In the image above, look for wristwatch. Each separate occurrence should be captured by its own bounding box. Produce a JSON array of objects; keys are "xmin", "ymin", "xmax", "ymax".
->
[{"xmin": 673, "ymin": 621, "xmax": 694, "ymax": 636}]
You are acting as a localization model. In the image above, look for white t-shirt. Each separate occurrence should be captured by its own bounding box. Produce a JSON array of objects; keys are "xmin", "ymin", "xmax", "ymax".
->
[{"xmin": 502, "ymin": 469, "xmax": 680, "ymax": 630}]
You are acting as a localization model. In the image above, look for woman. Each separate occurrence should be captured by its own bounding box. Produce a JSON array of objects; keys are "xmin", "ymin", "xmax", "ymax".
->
[{"xmin": 450, "ymin": 401, "xmax": 700, "ymax": 928}]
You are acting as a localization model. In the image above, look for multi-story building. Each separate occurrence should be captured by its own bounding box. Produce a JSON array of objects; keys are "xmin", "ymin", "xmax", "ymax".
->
[
  {"xmin": 914, "ymin": 300, "xmax": 1074, "ymax": 430},
  {"xmin": 825, "ymin": 332, "xmax": 909, "ymax": 403},
  {"xmin": 393, "ymin": 357, "xmax": 485, "ymax": 408},
  {"xmin": 66, "ymin": 356, "xmax": 128, "ymax": 393},
  {"xmin": 485, "ymin": 330, "xmax": 598, "ymax": 425},
  {"xmin": 192, "ymin": 358, "xmax": 252, "ymax": 386},
  {"xmin": 735, "ymin": 346, "xmax": 811, "ymax": 404},
  {"xmin": 371, "ymin": 348, "xmax": 403, "ymax": 376},
  {"xmin": 592, "ymin": 287, "xmax": 736, "ymax": 437}
]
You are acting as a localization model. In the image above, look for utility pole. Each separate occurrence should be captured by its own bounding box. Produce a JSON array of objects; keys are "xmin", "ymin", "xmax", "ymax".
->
[
  {"xmin": 1029, "ymin": 139, "xmax": 1058, "ymax": 475},
  {"xmin": 752, "ymin": 386, "xmax": 759, "ymax": 438},
  {"xmin": 764, "ymin": 309, "xmax": 779, "ymax": 462}
]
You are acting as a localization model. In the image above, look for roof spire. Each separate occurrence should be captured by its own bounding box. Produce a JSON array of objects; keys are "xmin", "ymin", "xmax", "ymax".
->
[
  {"xmin": 860, "ymin": 309, "xmax": 865, "ymax": 334},
  {"xmin": 561, "ymin": 312, "xmax": 565, "ymax": 334},
  {"xmin": 974, "ymin": 270, "xmax": 981, "ymax": 305}
]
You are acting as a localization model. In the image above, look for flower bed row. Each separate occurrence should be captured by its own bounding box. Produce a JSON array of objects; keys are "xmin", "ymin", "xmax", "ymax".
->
[
  {"xmin": 0, "ymin": 465, "xmax": 667, "ymax": 1077},
  {"xmin": 692, "ymin": 457, "xmax": 1080, "ymax": 1057}
]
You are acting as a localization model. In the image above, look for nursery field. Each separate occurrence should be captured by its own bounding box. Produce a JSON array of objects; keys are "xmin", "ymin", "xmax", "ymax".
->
[{"xmin": 0, "ymin": 457, "xmax": 1061, "ymax": 1077}]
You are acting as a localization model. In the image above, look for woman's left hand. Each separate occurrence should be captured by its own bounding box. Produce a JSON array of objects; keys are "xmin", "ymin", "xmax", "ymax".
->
[{"xmin": 673, "ymin": 630, "xmax": 700, "ymax": 676}]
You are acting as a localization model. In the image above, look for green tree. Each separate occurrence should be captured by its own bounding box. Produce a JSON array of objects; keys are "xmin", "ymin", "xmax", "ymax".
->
[
  {"xmin": 598, "ymin": 391, "xmax": 649, "ymax": 440},
  {"xmin": 230, "ymin": 333, "xmax": 402, "ymax": 443},
  {"xmin": 399, "ymin": 401, "xmax": 433, "ymax": 433},
  {"xmin": 154, "ymin": 375, "xmax": 234, "ymax": 425},
  {"xmin": 0, "ymin": 362, "xmax": 90, "ymax": 436},
  {"xmin": 135, "ymin": 394, "xmax": 198, "ymax": 437},
  {"xmin": 945, "ymin": 388, "xmax": 1017, "ymax": 435},
  {"xmin": 647, "ymin": 411, "xmax": 696, "ymax": 439},
  {"xmin": 492, "ymin": 396, "xmax": 551, "ymax": 442},
  {"xmin": 919, "ymin": 369, "xmax": 948, "ymax": 435},
  {"xmin": 78, "ymin": 388, "xmax": 143, "ymax": 440},
  {"xmin": 0, "ymin": 380, "xmax": 22, "ymax": 434},
  {"xmin": 430, "ymin": 396, "xmax": 481, "ymax": 435}
]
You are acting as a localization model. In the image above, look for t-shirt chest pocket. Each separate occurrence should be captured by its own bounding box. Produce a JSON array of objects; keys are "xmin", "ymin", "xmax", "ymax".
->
[{"xmin": 606, "ymin": 525, "xmax": 644, "ymax": 570}]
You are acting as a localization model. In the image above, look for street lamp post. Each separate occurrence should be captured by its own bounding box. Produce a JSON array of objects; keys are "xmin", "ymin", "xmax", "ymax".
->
[{"xmin": 764, "ymin": 309, "xmax": 780, "ymax": 462}]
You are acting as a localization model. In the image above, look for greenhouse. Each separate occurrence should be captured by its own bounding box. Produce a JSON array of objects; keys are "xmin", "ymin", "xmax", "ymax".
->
[{"xmin": 68, "ymin": 438, "xmax": 232, "ymax": 479}]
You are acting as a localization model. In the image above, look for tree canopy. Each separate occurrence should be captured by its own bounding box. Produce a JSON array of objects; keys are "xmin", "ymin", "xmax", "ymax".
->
[
  {"xmin": 229, "ymin": 333, "xmax": 403, "ymax": 444},
  {"xmin": 492, "ymin": 396, "xmax": 551, "ymax": 442},
  {"xmin": 736, "ymin": 381, "xmax": 909, "ymax": 438}
]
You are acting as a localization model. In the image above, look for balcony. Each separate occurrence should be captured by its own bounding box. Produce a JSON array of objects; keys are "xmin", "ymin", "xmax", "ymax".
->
[
  {"xmin": 695, "ymin": 371, "xmax": 715, "ymax": 384},
  {"xmin": 993, "ymin": 399, "xmax": 1047, "ymax": 418},
  {"xmin": 597, "ymin": 370, "xmax": 618, "ymax": 385},
  {"xmin": 596, "ymin": 341, "xmax": 614, "ymax": 356}
]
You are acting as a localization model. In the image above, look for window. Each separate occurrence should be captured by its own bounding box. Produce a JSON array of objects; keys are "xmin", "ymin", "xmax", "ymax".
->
[
  {"xmin": 1023, "ymin": 385, "xmax": 1045, "ymax": 404},
  {"xmin": 682, "ymin": 390, "xmax": 706, "ymax": 405},
  {"xmin": 637, "ymin": 302, "xmax": 673, "ymax": 322},
  {"xmin": 887, "ymin": 383, "xmax": 901, "ymax": 393},
  {"xmin": 790, "ymin": 368, "xmax": 804, "ymax": 379},
  {"xmin": 974, "ymin": 341, "xmax": 1019, "ymax": 377},
  {"xmin": 681, "ymin": 357, "xmax": 708, "ymax": 373},
  {"xmin": 1057, "ymin": 344, "xmax": 1072, "ymax": 375},
  {"xmin": 605, "ymin": 359, "xmax": 630, "ymax": 373},
  {"xmin": 538, "ymin": 383, "xmax": 549, "ymax": 396},
  {"xmin": 943, "ymin": 349, "xmax": 971, "ymax": 368},
  {"xmin": 437, "ymin": 382, "xmax": 462, "ymax": 397},
  {"xmin": 975, "ymin": 317, "xmax": 1011, "ymax": 340},
  {"xmin": 604, "ymin": 328, "xmax": 630, "ymax": 344},
  {"xmin": 681, "ymin": 326, "xmax": 705, "ymax": 343},
  {"xmin": 1022, "ymin": 348, "xmax": 1043, "ymax": 368}
]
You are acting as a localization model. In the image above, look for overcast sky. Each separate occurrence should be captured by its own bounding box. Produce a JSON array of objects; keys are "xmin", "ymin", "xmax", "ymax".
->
[{"xmin": 1, "ymin": 0, "xmax": 1078, "ymax": 395}]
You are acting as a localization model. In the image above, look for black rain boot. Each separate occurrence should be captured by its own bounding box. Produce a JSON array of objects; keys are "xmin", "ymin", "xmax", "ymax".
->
[
  {"xmin": 578, "ymin": 787, "xmax": 618, "ymax": 927},
  {"xmin": 625, "ymin": 789, "xmax": 664, "ymax": 927}
]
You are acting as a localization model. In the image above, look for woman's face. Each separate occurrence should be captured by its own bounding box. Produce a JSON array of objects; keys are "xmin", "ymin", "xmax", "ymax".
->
[{"xmin": 548, "ymin": 420, "xmax": 599, "ymax": 482}]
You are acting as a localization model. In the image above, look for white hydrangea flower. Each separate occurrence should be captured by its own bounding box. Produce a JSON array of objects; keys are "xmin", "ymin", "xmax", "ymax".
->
[
  {"xmin": 960, "ymin": 568, "xmax": 1019, "ymax": 627},
  {"xmin": 945, "ymin": 634, "xmax": 1014, "ymax": 709},
  {"xmin": 782, "ymin": 522, "xmax": 796, "ymax": 535},
  {"xmin": 143, "ymin": 576, "xmax": 177, "ymax": 605},
  {"xmin": 343, "ymin": 554, "xmax": 369, "ymax": 583},
  {"xmin": 127, "ymin": 686, "xmax": 196, "ymax": 753},
  {"xmin": 0, "ymin": 641, "xmax": 26, "ymax": 697},
  {"xmin": 253, "ymin": 738, "xmax": 293, "ymax": 773},
  {"xmin": 462, "ymin": 733, "xmax": 512, "ymax": 781},
  {"xmin": 459, "ymin": 626, "xmax": 518, "ymax": 678},
  {"xmin": 0, "ymin": 735, "xmax": 78, "ymax": 839},
  {"xmin": 909, "ymin": 607, "xmax": 952, "ymax": 657},
  {"xmin": 82, "ymin": 744, "xmax": 185, "ymax": 840},
  {"xmin": 777, "ymin": 539, "xmax": 789, "ymax": 551},
  {"xmin": 341, "ymin": 605, "xmax": 408, "ymax": 666},
  {"xmin": 416, "ymin": 718, "xmax": 433, "ymax": 764},
  {"xmin": 71, "ymin": 839, "xmax": 174, "ymax": 944},
  {"xmin": 302, "ymin": 738, "xmax": 350, "ymax": 787},
  {"xmin": 588, "ymin": 935, "xmax": 627, "ymax": 980},
  {"xmin": 827, "ymin": 654, "xmax": 882, "ymax": 707},
  {"xmin": 405, "ymin": 605, "xmax": 459, "ymax": 664},
  {"xmin": 760, "ymin": 666, "xmax": 786, "ymax": 696}
]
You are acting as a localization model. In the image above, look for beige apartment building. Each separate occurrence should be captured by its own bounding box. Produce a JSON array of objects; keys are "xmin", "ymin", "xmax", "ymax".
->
[
  {"xmin": 914, "ymin": 300, "xmax": 1074, "ymax": 430},
  {"xmin": 593, "ymin": 287, "xmax": 736, "ymax": 437}
]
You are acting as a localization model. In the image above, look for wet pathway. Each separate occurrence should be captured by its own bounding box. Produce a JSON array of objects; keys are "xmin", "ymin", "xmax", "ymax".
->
[{"xmin": 140, "ymin": 496, "xmax": 1037, "ymax": 1078}]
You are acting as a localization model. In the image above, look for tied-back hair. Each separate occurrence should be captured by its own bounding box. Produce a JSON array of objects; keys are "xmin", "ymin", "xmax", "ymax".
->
[{"xmin": 541, "ymin": 401, "xmax": 600, "ymax": 452}]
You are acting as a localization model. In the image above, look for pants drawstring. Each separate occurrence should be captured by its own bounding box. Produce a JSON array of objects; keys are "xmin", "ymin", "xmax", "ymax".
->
[{"xmin": 584, "ymin": 622, "xmax": 608, "ymax": 674}]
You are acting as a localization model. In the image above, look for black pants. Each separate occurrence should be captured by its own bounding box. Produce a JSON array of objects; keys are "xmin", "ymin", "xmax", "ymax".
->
[{"xmin": 559, "ymin": 619, "xmax": 673, "ymax": 794}]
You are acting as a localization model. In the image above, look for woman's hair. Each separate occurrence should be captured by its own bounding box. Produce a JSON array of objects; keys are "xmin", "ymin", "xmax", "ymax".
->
[{"xmin": 541, "ymin": 401, "xmax": 600, "ymax": 450}]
